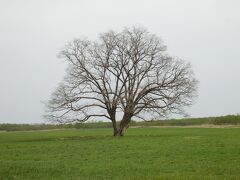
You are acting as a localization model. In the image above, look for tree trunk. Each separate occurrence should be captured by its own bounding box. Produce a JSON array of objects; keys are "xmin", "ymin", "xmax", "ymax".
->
[
  {"xmin": 111, "ymin": 112, "xmax": 132, "ymax": 136},
  {"xmin": 114, "ymin": 127, "xmax": 124, "ymax": 136},
  {"xmin": 112, "ymin": 119, "xmax": 119, "ymax": 136},
  {"xmin": 114, "ymin": 115, "xmax": 131, "ymax": 136},
  {"xmin": 113, "ymin": 124, "xmax": 130, "ymax": 136},
  {"xmin": 114, "ymin": 129, "xmax": 119, "ymax": 136},
  {"xmin": 118, "ymin": 125, "xmax": 127, "ymax": 136}
]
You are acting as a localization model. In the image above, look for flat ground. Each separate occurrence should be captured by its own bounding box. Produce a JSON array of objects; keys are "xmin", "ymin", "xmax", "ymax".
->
[{"xmin": 0, "ymin": 128, "xmax": 240, "ymax": 179}]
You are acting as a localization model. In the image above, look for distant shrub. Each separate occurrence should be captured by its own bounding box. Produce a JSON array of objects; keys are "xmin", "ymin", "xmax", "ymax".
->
[
  {"xmin": 210, "ymin": 115, "xmax": 240, "ymax": 125},
  {"xmin": 0, "ymin": 123, "xmax": 74, "ymax": 132},
  {"xmin": 1, "ymin": 115, "xmax": 240, "ymax": 131},
  {"xmin": 130, "ymin": 115, "xmax": 240, "ymax": 126},
  {"xmin": 74, "ymin": 122, "xmax": 112, "ymax": 129}
]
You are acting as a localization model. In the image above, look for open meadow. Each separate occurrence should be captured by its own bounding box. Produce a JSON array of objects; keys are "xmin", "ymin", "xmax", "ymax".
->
[{"xmin": 0, "ymin": 127, "xmax": 240, "ymax": 179}]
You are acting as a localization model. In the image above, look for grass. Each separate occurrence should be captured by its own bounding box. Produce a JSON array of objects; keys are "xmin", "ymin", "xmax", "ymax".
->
[{"xmin": 0, "ymin": 128, "xmax": 240, "ymax": 179}]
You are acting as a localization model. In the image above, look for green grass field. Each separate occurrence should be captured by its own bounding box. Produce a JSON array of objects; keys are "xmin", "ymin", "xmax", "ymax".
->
[{"xmin": 0, "ymin": 128, "xmax": 240, "ymax": 179}]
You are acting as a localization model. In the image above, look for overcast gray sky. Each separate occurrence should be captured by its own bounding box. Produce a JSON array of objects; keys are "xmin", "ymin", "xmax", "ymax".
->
[{"xmin": 0, "ymin": 0, "xmax": 239, "ymax": 123}]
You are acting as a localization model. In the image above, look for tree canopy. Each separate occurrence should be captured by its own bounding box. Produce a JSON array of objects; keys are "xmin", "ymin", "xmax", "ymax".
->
[{"xmin": 45, "ymin": 27, "xmax": 198, "ymax": 136}]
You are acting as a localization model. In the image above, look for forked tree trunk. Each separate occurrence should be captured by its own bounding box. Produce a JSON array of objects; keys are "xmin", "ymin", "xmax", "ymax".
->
[
  {"xmin": 114, "ymin": 126, "xmax": 126, "ymax": 136},
  {"xmin": 113, "ymin": 115, "xmax": 131, "ymax": 136},
  {"xmin": 116, "ymin": 124, "xmax": 129, "ymax": 136}
]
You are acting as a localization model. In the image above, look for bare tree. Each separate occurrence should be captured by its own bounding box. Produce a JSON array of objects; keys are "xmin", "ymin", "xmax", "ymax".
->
[{"xmin": 45, "ymin": 27, "xmax": 198, "ymax": 136}]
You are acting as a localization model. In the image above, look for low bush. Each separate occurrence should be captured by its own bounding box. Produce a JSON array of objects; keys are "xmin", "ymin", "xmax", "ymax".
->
[{"xmin": 1, "ymin": 114, "xmax": 239, "ymax": 131}]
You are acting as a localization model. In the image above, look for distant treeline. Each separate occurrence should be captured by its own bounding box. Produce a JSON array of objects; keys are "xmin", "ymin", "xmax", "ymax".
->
[{"xmin": 1, "ymin": 115, "xmax": 240, "ymax": 131}]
